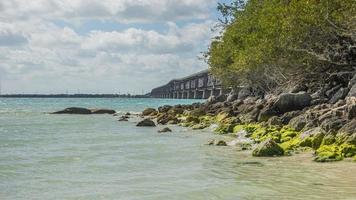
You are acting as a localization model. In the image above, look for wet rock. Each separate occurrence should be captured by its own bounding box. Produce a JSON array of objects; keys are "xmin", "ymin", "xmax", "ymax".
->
[
  {"xmin": 205, "ymin": 139, "xmax": 227, "ymax": 146},
  {"xmin": 118, "ymin": 115, "xmax": 129, "ymax": 121},
  {"xmin": 158, "ymin": 127, "xmax": 172, "ymax": 133},
  {"xmin": 252, "ymin": 138, "xmax": 284, "ymax": 157},
  {"xmin": 51, "ymin": 107, "xmax": 92, "ymax": 114},
  {"xmin": 91, "ymin": 109, "xmax": 116, "ymax": 114},
  {"xmin": 142, "ymin": 108, "xmax": 157, "ymax": 116},
  {"xmin": 274, "ymin": 92, "xmax": 311, "ymax": 113},
  {"xmin": 136, "ymin": 119, "xmax": 156, "ymax": 127}
]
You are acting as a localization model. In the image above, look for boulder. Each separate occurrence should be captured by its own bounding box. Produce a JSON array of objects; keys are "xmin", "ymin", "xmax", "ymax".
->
[
  {"xmin": 118, "ymin": 115, "xmax": 129, "ymax": 121},
  {"xmin": 158, "ymin": 105, "xmax": 172, "ymax": 113},
  {"xmin": 252, "ymin": 139, "xmax": 284, "ymax": 157},
  {"xmin": 91, "ymin": 109, "xmax": 116, "ymax": 114},
  {"xmin": 136, "ymin": 119, "xmax": 156, "ymax": 127},
  {"xmin": 267, "ymin": 116, "xmax": 282, "ymax": 127},
  {"xmin": 51, "ymin": 107, "xmax": 92, "ymax": 114},
  {"xmin": 337, "ymin": 119, "xmax": 356, "ymax": 144},
  {"xmin": 142, "ymin": 108, "xmax": 157, "ymax": 116},
  {"xmin": 226, "ymin": 93, "xmax": 238, "ymax": 102},
  {"xmin": 274, "ymin": 92, "xmax": 312, "ymax": 113},
  {"xmin": 320, "ymin": 117, "xmax": 346, "ymax": 133},
  {"xmin": 158, "ymin": 127, "xmax": 172, "ymax": 133}
]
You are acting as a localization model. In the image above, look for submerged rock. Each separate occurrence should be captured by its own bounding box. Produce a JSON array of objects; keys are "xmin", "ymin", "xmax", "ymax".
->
[
  {"xmin": 252, "ymin": 138, "xmax": 284, "ymax": 157},
  {"xmin": 158, "ymin": 127, "xmax": 172, "ymax": 133},
  {"xmin": 136, "ymin": 119, "xmax": 156, "ymax": 127}
]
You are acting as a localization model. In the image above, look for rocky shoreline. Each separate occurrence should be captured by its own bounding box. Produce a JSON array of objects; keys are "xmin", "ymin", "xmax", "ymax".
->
[{"xmin": 140, "ymin": 72, "xmax": 356, "ymax": 162}]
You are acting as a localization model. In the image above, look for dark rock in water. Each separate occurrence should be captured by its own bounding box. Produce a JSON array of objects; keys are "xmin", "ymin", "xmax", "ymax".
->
[
  {"xmin": 274, "ymin": 92, "xmax": 311, "ymax": 113},
  {"xmin": 136, "ymin": 119, "xmax": 156, "ymax": 127},
  {"xmin": 125, "ymin": 112, "xmax": 131, "ymax": 116},
  {"xmin": 91, "ymin": 109, "xmax": 116, "ymax": 114},
  {"xmin": 118, "ymin": 115, "xmax": 129, "ymax": 121},
  {"xmin": 51, "ymin": 107, "xmax": 92, "ymax": 114},
  {"xmin": 252, "ymin": 138, "xmax": 284, "ymax": 157},
  {"xmin": 158, "ymin": 127, "xmax": 172, "ymax": 133},
  {"xmin": 142, "ymin": 108, "xmax": 157, "ymax": 116},
  {"xmin": 206, "ymin": 139, "xmax": 227, "ymax": 146}
]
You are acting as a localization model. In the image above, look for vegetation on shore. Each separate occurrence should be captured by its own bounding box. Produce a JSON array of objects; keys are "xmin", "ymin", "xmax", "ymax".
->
[{"xmin": 206, "ymin": 0, "xmax": 355, "ymax": 91}]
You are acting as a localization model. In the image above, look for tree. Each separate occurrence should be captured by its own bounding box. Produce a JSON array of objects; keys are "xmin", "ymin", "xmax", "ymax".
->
[{"xmin": 207, "ymin": 0, "xmax": 356, "ymax": 91}]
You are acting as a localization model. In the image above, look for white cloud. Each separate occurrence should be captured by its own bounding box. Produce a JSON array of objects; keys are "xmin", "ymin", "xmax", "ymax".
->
[{"xmin": 0, "ymin": 0, "xmax": 218, "ymax": 94}]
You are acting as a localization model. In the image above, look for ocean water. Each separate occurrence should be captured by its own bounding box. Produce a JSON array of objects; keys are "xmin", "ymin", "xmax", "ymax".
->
[{"xmin": 1, "ymin": 98, "xmax": 356, "ymax": 200}]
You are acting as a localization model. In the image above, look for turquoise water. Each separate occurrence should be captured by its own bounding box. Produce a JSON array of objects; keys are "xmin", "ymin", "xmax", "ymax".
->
[{"xmin": 1, "ymin": 98, "xmax": 356, "ymax": 200}]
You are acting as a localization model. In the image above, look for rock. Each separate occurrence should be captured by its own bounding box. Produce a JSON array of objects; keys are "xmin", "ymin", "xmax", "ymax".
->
[
  {"xmin": 348, "ymin": 84, "xmax": 356, "ymax": 97},
  {"xmin": 226, "ymin": 93, "xmax": 238, "ymax": 102},
  {"xmin": 207, "ymin": 95, "xmax": 216, "ymax": 104},
  {"xmin": 189, "ymin": 108, "xmax": 206, "ymax": 117},
  {"xmin": 158, "ymin": 105, "xmax": 172, "ymax": 113},
  {"xmin": 125, "ymin": 112, "xmax": 131, "ymax": 115},
  {"xmin": 157, "ymin": 113, "xmax": 178, "ymax": 125},
  {"xmin": 215, "ymin": 140, "xmax": 227, "ymax": 146},
  {"xmin": 337, "ymin": 119, "xmax": 356, "ymax": 144},
  {"xmin": 252, "ymin": 138, "xmax": 284, "ymax": 157},
  {"xmin": 280, "ymin": 111, "xmax": 302, "ymax": 124},
  {"xmin": 267, "ymin": 116, "xmax": 282, "ymax": 127},
  {"xmin": 347, "ymin": 102, "xmax": 356, "ymax": 120},
  {"xmin": 274, "ymin": 92, "xmax": 311, "ymax": 113},
  {"xmin": 320, "ymin": 117, "xmax": 346, "ymax": 133},
  {"xmin": 288, "ymin": 115, "xmax": 307, "ymax": 131},
  {"xmin": 258, "ymin": 106, "xmax": 278, "ymax": 122},
  {"xmin": 215, "ymin": 94, "xmax": 227, "ymax": 102},
  {"xmin": 118, "ymin": 115, "xmax": 129, "ymax": 121},
  {"xmin": 192, "ymin": 123, "xmax": 209, "ymax": 130},
  {"xmin": 136, "ymin": 119, "xmax": 156, "ymax": 127},
  {"xmin": 51, "ymin": 107, "xmax": 93, "ymax": 114},
  {"xmin": 290, "ymin": 84, "xmax": 307, "ymax": 93},
  {"xmin": 142, "ymin": 108, "xmax": 157, "ymax": 116},
  {"xmin": 167, "ymin": 106, "xmax": 184, "ymax": 115},
  {"xmin": 91, "ymin": 109, "xmax": 116, "ymax": 114},
  {"xmin": 326, "ymin": 85, "xmax": 342, "ymax": 98},
  {"xmin": 329, "ymin": 87, "xmax": 348, "ymax": 104},
  {"xmin": 158, "ymin": 127, "xmax": 172, "ymax": 133},
  {"xmin": 239, "ymin": 108, "xmax": 260, "ymax": 123},
  {"xmin": 238, "ymin": 87, "xmax": 252, "ymax": 100}
]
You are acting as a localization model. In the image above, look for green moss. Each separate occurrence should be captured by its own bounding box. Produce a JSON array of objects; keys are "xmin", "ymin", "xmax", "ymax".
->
[
  {"xmin": 280, "ymin": 137, "xmax": 302, "ymax": 151},
  {"xmin": 322, "ymin": 135, "xmax": 336, "ymax": 145},
  {"xmin": 214, "ymin": 123, "xmax": 235, "ymax": 134},
  {"xmin": 216, "ymin": 112, "xmax": 230, "ymax": 123},
  {"xmin": 233, "ymin": 125, "xmax": 245, "ymax": 133},
  {"xmin": 192, "ymin": 123, "xmax": 209, "ymax": 130},
  {"xmin": 340, "ymin": 144, "xmax": 356, "ymax": 158},
  {"xmin": 314, "ymin": 145, "xmax": 343, "ymax": 162}
]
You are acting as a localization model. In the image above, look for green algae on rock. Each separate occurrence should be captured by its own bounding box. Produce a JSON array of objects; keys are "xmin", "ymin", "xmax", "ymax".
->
[{"xmin": 252, "ymin": 138, "xmax": 284, "ymax": 157}]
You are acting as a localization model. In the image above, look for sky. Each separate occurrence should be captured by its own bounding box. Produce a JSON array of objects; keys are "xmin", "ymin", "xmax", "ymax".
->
[{"xmin": 0, "ymin": 0, "xmax": 228, "ymax": 94}]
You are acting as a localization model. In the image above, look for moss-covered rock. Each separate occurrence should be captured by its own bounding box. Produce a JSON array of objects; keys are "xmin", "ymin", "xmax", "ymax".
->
[
  {"xmin": 314, "ymin": 145, "xmax": 343, "ymax": 162},
  {"xmin": 142, "ymin": 108, "xmax": 157, "ymax": 116},
  {"xmin": 192, "ymin": 123, "xmax": 209, "ymax": 130},
  {"xmin": 215, "ymin": 123, "xmax": 236, "ymax": 134},
  {"xmin": 252, "ymin": 138, "xmax": 284, "ymax": 157}
]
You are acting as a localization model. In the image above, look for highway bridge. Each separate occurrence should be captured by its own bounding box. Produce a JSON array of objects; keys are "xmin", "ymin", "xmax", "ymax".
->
[{"xmin": 150, "ymin": 70, "xmax": 230, "ymax": 99}]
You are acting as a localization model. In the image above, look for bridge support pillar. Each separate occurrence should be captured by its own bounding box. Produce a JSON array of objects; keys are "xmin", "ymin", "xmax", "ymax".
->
[{"xmin": 193, "ymin": 90, "xmax": 197, "ymax": 99}]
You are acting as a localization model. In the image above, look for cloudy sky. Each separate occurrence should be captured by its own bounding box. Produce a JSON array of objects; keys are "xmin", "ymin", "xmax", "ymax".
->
[{"xmin": 0, "ymin": 0, "xmax": 226, "ymax": 94}]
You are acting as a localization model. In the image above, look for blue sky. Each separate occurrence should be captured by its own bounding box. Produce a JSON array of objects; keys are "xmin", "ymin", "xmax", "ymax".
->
[{"xmin": 0, "ymin": 0, "xmax": 229, "ymax": 94}]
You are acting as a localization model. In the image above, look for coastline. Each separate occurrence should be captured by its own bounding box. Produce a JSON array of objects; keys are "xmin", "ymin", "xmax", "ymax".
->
[{"xmin": 138, "ymin": 84, "xmax": 356, "ymax": 163}]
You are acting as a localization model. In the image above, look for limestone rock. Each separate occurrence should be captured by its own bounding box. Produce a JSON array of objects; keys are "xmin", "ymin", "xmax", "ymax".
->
[
  {"xmin": 252, "ymin": 138, "xmax": 284, "ymax": 157},
  {"xmin": 136, "ymin": 119, "xmax": 156, "ymax": 127}
]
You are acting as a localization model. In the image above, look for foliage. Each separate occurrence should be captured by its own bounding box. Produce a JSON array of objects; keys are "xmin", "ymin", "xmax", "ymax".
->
[{"xmin": 207, "ymin": 0, "xmax": 356, "ymax": 90}]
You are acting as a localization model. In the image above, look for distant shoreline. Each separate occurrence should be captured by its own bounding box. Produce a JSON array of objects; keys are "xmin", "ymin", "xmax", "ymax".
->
[{"xmin": 0, "ymin": 94, "xmax": 150, "ymax": 98}]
